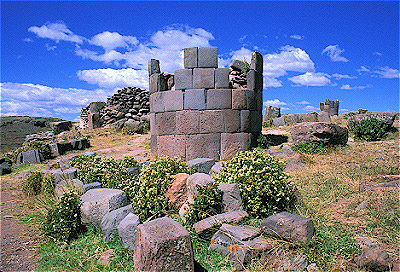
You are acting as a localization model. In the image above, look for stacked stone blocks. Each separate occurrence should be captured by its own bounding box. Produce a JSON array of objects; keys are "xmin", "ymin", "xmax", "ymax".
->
[{"xmin": 149, "ymin": 47, "xmax": 263, "ymax": 161}]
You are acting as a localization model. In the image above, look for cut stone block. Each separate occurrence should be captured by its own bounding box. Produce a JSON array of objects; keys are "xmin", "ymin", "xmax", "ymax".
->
[
  {"xmin": 246, "ymin": 89, "xmax": 256, "ymax": 109},
  {"xmin": 80, "ymin": 188, "xmax": 128, "ymax": 229},
  {"xmin": 163, "ymin": 90, "xmax": 184, "ymax": 112},
  {"xmin": 213, "ymin": 224, "xmax": 261, "ymax": 244},
  {"xmin": 218, "ymin": 183, "xmax": 242, "ymax": 212},
  {"xmin": 250, "ymin": 110, "xmax": 262, "ymax": 133},
  {"xmin": 247, "ymin": 70, "xmax": 263, "ymax": 93},
  {"xmin": 222, "ymin": 109, "xmax": 240, "ymax": 133},
  {"xmin": 184, "ymin": 47, "xmax": 198, "ymax": 69},
  {"xmin": 117, "ymin": 213, "xmax": 140, "ymax": 250},
  {"xmin": 186, "ymin": 133, "xmax": 221, "ymax": 161},
  {"xmin": 273, "ymin": 116, "xmax": 286, "ymax": 127},
  {"xmin": 193, "ymin": 210, "xmax": 249, "ymax": 235},
  {"xmin": 241, "ymin": 110, "xmax": 251, "ymax": 132},
  {"xmin": 290, "ymin": 122, "xmax": 348, "ymax": 145},
  {"xmin": 207, "ymin": 89, "xmax": 232, "ymax": 109},
  {"xmin": 261, "ymin": 212, "xmax": 315, "ymax": 244},
  {"xmin": 199, "ymin": 110, "xmax": 224, "ymax": 133},
  {"xmin": 186, "ymin": 173, "xmax": 214, "ymax": 203},
  {"xmin": 193, "ymin": 68, "xmax": 215, "ymax": 89},
  {"xmin": 54, "ymin": 178, "xmax": 83, "ymax": 198},
  {"xmin": 149, "ymin": 73, "xmax": 167, "ymax": 94},
  {"xmin": 49, "ymin": 143, "xmax": 62, "ymax": 156},
  {"xmin": 17, "ymin": 149, "xmax": 43, "ymax": 164},
  {"xmin": 318, "ymin": 111, "xmax": 331, "ymax": 122},
  {"xmin": 198, "ymin": 47, "xmax": 218, "ymax": 68},
  {"xmin": 0, "ymin": 162, "xmax": 11, "ymax": 175},
  {"xmin": 150, "ymin": 135, "xmax": 157, "ymax": 155},
  {"xmin": 214, "ymin": 68, "xmax": 230, "ymax": 89},
  {"xmin": 174, "ymin": 69, "xmax": 193, "ymax": 90},
  {"xmin": 148, "ymin": 59, "xmax": 160, "ymax": 77},
  {"xmin": 134, "ymin": 217, "xmax": 194, "ymax": 272},
  {"xmin": 220, "ymin": 133, "xmax": 250, "ymax": 160},
  {"xmin": 77, "ymin": 139, "xmax": 90, "ymax": 150},
  {"xmin": 184, "ymin": 89, "xmax": 206, "ymax": 110},
  {"xmin": 101, "ymin": 204, "xmax": 134, "ymax": 242},
  {"xmin": 176, "ymin": 110, "xmax": 200, "ymax": 135},
  {"xmin": 83, "ymin": 182, "xmax": 102, "ymax": 192},
  {"xmin": 232, "ymin": 89, "xmax": 247, "ymax": 109},
  {"xmin": 150, "ymin": 92, "xmax": 164, "ymax": 113},
  {"xmin": 51, "ymin": 167, "xmax": 79, "ymax": 184},
  {"xmin": 187, "ymin": 158, "xmax": 215, "ymax": 174},
  {"xmin": 230, "ymin": 59, "xmax": 246, "ymax": 71},
  {"xmin": 250, "ymin": 51, "xmax": 263, "ymax": 72},
  {"xmin": 157, "ymin": 135, "xmax": 186, "ymax": 161},
  {"xmin": 155, "ymin": 111, "xmax": 176, "ymax": 135},
  {"xmin": 69, "ymin": 140, "xmax": 79, "ymax": 150},
  {"xmin": 167, "ymin": 173, "xmax": 190, "ymax": 209}
]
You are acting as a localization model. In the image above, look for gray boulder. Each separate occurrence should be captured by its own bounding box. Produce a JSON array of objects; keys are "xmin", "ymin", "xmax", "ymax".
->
[
  {"xmin": 278, "ymin": 252, "xmax": 309, "ymax": 271},
  {"xmin": 261, "ymin": 212, "xmax": 314, "ymax": 244},
  {"xmin": 347, "ymin": 111, "xmax": 397, "ymax": 129},
  {"xmin": 290, "ymin": 122, "xmax": 348, "ymax": 145},
  {"xmin": 54, "ymin": 178, "xmax": 83, "ymax": 198},
  {"xmin": 80, "ymin": 188, "xmax": 128, "ymax": 228},
  {"xmin": 186, "ymin": 173, "xmax": 214, "ymax": 203},
  {"xmin": 51, "ymin": 167, "xmax": 79, "ymax": 184},
  {"xmin": 124, "ymin": 119, "xmax": 144, "ymax": 134},
  {"xmin": 134, "ymin": 217, "xmax": 194, "ymax": 272},
  {"xmin": 101, "ymin": 204, "xmax": 134, "ymax": 242},
  {"xmin": 354, "ymin": 248, "xmax": 392, "ymax": 272},
  {"xmin": 217, "ymin": 183, "xmax": 242, "ymax": 212},
  {"xmin": 83, "ymin": 182, "xmax": 102, "ymax": 192},
  {"xmin": 127, "ymin": 167, "xmax": 140, "ymax": 176},
  {"xmin": 193, "ymin": 210, "xmax": 249, "ymax": 235},
  {"xmin": 209, "ymin": 161, "xmax": 225, "ymax": 176},
  {"xmin": 0, "ymin": 161, "xmax": 12, "ymax": 175},
  {"xmin": 117, "ymin": 213, "xmax": 140, "ymax": 250},
  {"xmin": 16, "ymin": 149, "xmax": 43, "ymax": 164},
  {"xmin": 187, "ymin": 158, "xmax": 215, "ymax": 174}
]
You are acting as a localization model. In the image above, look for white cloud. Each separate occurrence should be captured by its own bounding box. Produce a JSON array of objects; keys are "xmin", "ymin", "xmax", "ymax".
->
[
  {"xmin": 296, "ymin": 100, "xmax": 311, "ymax": 105},
  {"xmin": 340, "ymin": 109, "xmax": 350, "ymax": 112},
  {"xmin": 0, "ymin": 82, "xmax": 110, "ymax": 118},
  {"xmin": 28, "ymin": 22, "xmax": 85, "ymax": 43},
  {"xmin": 322, "ymin": 45, "xmax": 349, "ymax": 62},
  {"xmin": 77, "ymin": 68, "xmax": 149, "ymax": 89},
  {"xmin": 263, "ymin": 77, "xmax": 283, "ymax": 88},
  {"xmin": 23, "ymin": 38, "xmax": 33, "ymax": 42},
  {"xmin": 357, "ymin": 66, "xmax": 371, "ymax": 74},
  {"xmin": 340, "ymin": 84, "xmax": 372, "ymax": 90},
  {"xmin": 264, "ymin": 99, "xmax": 287, "ymax": 107},
  {"xmin": 75, "ymin": 48, "xmax": 125, "ymax": 65},
  {"xmin": 332, "ymin": 73, "xmax": 357, "ymax": 79},
  {"xmin": 374, "ymin": 66, "xmax": 400, "ymax": 79},
  {"xmin": 90, "ymin": 31, "xmax": 139, "ymax": 51},
  {"xmin": 289, "ymin": 72, "xmax": 331, "ymax": 86},
  {"xmin": 374, "ymin": 52, "xmax": 383, "ymax": 56},
  {"xmin": 303, "ymin": 105, "xmax": 319, "ymax": 112},
  {"xmin": 290, "ymin": 35, "xmax": 304, "ymax": 40},
  {"xmin": 45, "ymin": 44, "xmax": 56, "ymax": 51}
]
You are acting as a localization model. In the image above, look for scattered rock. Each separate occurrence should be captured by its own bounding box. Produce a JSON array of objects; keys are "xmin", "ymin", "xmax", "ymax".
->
[
  {"xmin": 0, "ymin": 161, "xmax": 12, "ymax": 175},
  {"xmin": 347, "ymin": 111, "xmax": 397, "ymax": 130},
  {"xmin": 290, "ymin": 122, "xmax": 348, "ymax": 145},
  {"xmin": 167, "ymin": 173, "xmax": 190, "ymax": 209},
  {"xmin": 355, "ymin": 236, "xmax": 377, "ymax": 246},
  {"xmin": 97, "ymin": 249, "xmax": 114, "ymax": 266},
  {"xmin": 186, "ymin": 173, "xmax": 214, "ymax": 203},
  {"xmin": 83, "ymin": 182, "xmax": 102, "ymax": 192},
  {"xmin": 54, "ymin": 178, "xmax": 83, "ymax": 198},
  {"xmin": 209, "ymin": 161, "xmax": 225, "ymax": 176},
  {"xmin": 217, "ymin": 183, "xmax": 242, "ymax": 212},
  {"xmin": 354, "ymin": 248, "xmax": 392, "ymax": 272},
  {"xmin": 127, "ymin": 167, "xmax": 140, "ymax": 176},
  {"xmin": 261, "ymin": 212, "xmax": 315, "ymax": 244},
  {"xmin": 117, "ymin": 213, "xmax": 140, "ymax": 250},
  {"xmin": 187, "ymin": 158, "xmax": 216, "ymax": 174},
  {"xmin": 193, "ymin": 210, "xmax": 249, "ymax": 235},
  {"xmin": 134, "ymin": 216, "xmax": 194, "ymax": 272},
  {"xmin": 124, "ymin": 119, "xmax": 144, "ymax": 134},
  {"xmin": 101, "ymin": 204, "xmax": 134, "ymax": 242},
  {"xmin": 51, "ymin": 167, "xmax": 79, "ymax": 184},
  {"xmin": 16, "ymin": 149, "xmax": 44, "ymax": 165},
  {"xmin": 278, "ymin": 252, "xmax": 309, "ymax": 271},
  {"xmin": 306, "ymin": 263, "xmax": 319, "ymax": 271}
]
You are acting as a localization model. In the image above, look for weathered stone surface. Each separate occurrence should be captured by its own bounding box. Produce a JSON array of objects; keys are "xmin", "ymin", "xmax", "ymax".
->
[
  {"xmin": 278, "ymin": 252, "xmax": 309, "ymax": 271},
  {"xmin": 117, "ymin": 213, "xmax": 140, "ymax": 250},
  {"xmin": 127, "ymin": 167, "xmax": 140, "ymax": 176},
  {"xmin": 250, "ymin": 110, "xmax": 262, "ymax": 133},
  {"xmin": 88, "ymin": 113, "xmax": 102, "ymax": 129},
  {"xmin": 184, "ymin": 47, "xmax": 198, "ymax": 69},
  {"xmin": 97, "ymin": 249, "xmax": 114, "ymax": 267},
  {"xmin": 273, "ymin": 116, "xmax": 286, "ymax": 127},
  {"xmin": 263, "ymin": 105, "xmax": 281, "ymax": 122},
  {"xmin": 0, "ymin": 161, "xmax": 12, "ymax": 175},
  {"xmin": 187, "ymin": 158, "xmax": 215, "ymax": 174},
  {"xmin": 150, "ymin": 135, "xmax": 157, "ymax": 155},
  {"xmin": 223, "ymin": 109, "xmax": 241, "ymax": 133},
  {"xmin": 261, "ymin": 212, "xmax": 315, "ymax": 243},
  {"xmin": 318, "ymin": 111, "xmax": 331, "ymax": 122},
  {"xmin": 199, "ymin": 110, "xmax": 224, "ymax": 133},
  {"xmin": 230, "ymin": 59, "xmax": 246, "ymax": 71},
  {"xmin": 232, "ymin": 89, "xmax": 247, "ymax": 110},
  {"xmin": 220, "ymin": 133, "xmax": 250, "ymax": 160},
  {"xmin": 148, "ymin": 59, "xmax": 160, "ymax": 77},
  {"xmin": 241, "ymin": 110, "xmax": 251, "ymax": 132},
  {"xmin": 155, "ymin": 111, "xmax": 176, "ymax": 135},
  {"xmin": 193, "ymin": 210, "xmax": 249, "ymax": 235},
  {"xmin": 186, "ymin": 173, "xmax": 214, "ymax": 203},
  {"xmin": 174, "ymin": 69, "xmax": 193, "ymax": 90},
  {"xmin": 167, "ymin": 173, "xmax": 190, "ymax": 209},
  {"xmin": 290, "ymin": 122, "xmax": 348, "ymax": 145},
  {"xmin": 157, "ymin": 135, "xmax": 186, "ymax": 161},
  {"xmin": 209, "ymin": 161, "xmax": 225, "ymax": 176},
  {"xmin": 150, "ymin": 92, "xmax": 164, "ymax": 113},
  {"xmin": 212, "ymin": 224, "xmax": 261, "ymax": 245},
  {"xmin": 215, "ymin": 68, "xmax": 230, "ymax": 89},
  {"xmin": 218, "ymin": 183, "xmax": 242, "ymax": 212},
  {"xmin": 54, "ymin": 178, "xmax": 83, "ymax": 198},
  {"xmin": 80, "ymin": 188, "xmax": 128, "ymax": 228},
  {"xmin": 101, "ymin": 204, "xmax": 134, "ymax": 242},
  {"xmin": 198, "ymin": 47, "xmax": 218, "ymax": 68},
  {"xmin": 347, "ymin": 111, "xmax": 397, "ymax": 129},
  {"xmin": 49, "ymin": 121, "xmax": 72, "ymax": 131},
  {"xmin": 134, "ymin": 217, "xmax": 194, "ymax": 272},
  {"xmin": 83, "ymin": 182, "xmax": 102, "ymax": 192},
  {"xmin": 207, "ymin": 89, "xmax": 232, "ymax": 109},
  {"xmin": 183, "ymin": 89, "xmax": 206, "ymax": 110},
  {"xmin": 320, "ymin": 99, "xmax": 339, "ymax": 116},
  {"xmin": 186, "ymin": 133, "xmax": 221, "ymax": 161},
  {"xmin": 354, "ymin": 248, "xmax": 392, "ymax": 272},
  {"xmin": 176, "ymin": 110, "xmax": 200, "ymax": 135},
  {"xmin": 163, "ymin": 90, "xmax": 184, "ymax": 112},
  {"xmin": 193, "ymin": 68, "xmax": 215, "ymax": 89},
  {"xmin": 250, "ymin": 51, "xmax": 263, "ymax": 72},
  {"xmin": 49, "ymin": 143, "xmax": 62, "ymax": 156},
  {"xmin": 51, "ymin": 167, "xmax": 78, "ymax": 184},
  {"xmin": 124, "ymin": 120, "xmax": 144, "ymax": 134},
  {"xmin": 17, "ymin": 149, "xmax": 43, "ymax": 164}
]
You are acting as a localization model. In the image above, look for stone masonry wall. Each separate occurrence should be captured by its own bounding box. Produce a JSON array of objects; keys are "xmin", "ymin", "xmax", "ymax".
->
[
  {"xmin": 320, "ymin": 99, "xmax": 339, "ymax": 116},
  {"xmin": 149, "ymin": 47, "xmax": 263, "ymax": 161}
]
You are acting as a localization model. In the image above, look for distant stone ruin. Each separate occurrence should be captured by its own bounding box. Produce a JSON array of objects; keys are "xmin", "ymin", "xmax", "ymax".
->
[
  {"xmin": 320, "ymin": 99, "xmax": 339, "ymax": 116},
  {"xmin": 263, "ymin": 105, "xmax": 281, "ymax": 123},
  {"xmin": 80, "ymin": 102, "xmax": 106, "ymax": 129},
  {"xmin": 149, "ymin": 47, "xmax": 263, "ymax": 160}
]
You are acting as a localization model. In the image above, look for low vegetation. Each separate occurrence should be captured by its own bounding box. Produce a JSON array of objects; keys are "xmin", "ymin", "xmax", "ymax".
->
[{"xmin": 352, "ymin": 117, "xmax": 391, "ymax": 141}]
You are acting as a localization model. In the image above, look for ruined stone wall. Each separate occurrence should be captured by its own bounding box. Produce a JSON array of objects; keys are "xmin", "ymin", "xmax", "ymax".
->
[
  {"xmin": 149, "ymin": 47, "xmax": 263, "ymax": 161},
  {"xmin": 320, "ymin": 99, "xmax": 339, "ymax": 116},
  {"xmin": 80, "ymin": 102, "xmax": 105, "ymax": 129}
]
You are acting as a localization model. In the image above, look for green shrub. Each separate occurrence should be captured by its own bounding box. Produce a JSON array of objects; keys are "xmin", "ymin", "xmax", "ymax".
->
[
  {"xmin": 241, "ymin": 60, "xmax": 250, "ymax": 74},
  {"xmin": 23, "ymin": 172, "xmax": 42, "ymax": 196},
  {"xmin": 257, "ymin": 134, "xmax": 271, "ymax": 149},
  {"xmin": 214, "ymin": 149, "xmax": 293, "ymax": 218},
  {"xmin": 41, "ymin": 172, "xmax": 55, "ymax": 196},
  {"xmin": 121, "ymin": 125, "xmax": 136, "ymax": 135},
  {"xmin": 42, "ymin": 191, "xmax": 86, "ymax": 242},
  {"xmin": 291, "ymin": 142, "xmax": 331, "ymax": 154},
  {"xmin": 262, "ymin": 118, "xmax": 273, "ymax": 128},
  {"xmin": 52, "ymin": 126, "xmax": 64, "ymax": 135},
  {"xmin": 119, "ymin": 156, "xmax": 140, "ymax": 168},
  {"xmin": 132, "ymin": 157, "xmax": 194, "ymax": 222},
  {"xmin": 352, "ymin": 118, "xmax": 390, "ymax": 141},
  {"xmin": 184, "ymin": 184, "xmax": 223, "ymax": 226}
]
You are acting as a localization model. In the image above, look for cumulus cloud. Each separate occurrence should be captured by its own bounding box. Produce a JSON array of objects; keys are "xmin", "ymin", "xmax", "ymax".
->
[
  {"xmin": 0, "ymin": 82, "xmax": 110, "ymax": 119},
  {"xmin": 28, "ymin": 22, "xmax": 85, "ymax": 43},
  {"xmin": 264, "ymin": 99, "xmax": 287, "ymax": 107},
  {"xmin": 289, "ymin": 35, "xmax": 304, "ymax": 40},
  {"xmin": 23, "ymin": 38, "xmax": 33, "ymax": 42},
  {"xmin": 332, "ymin": 73, "xmax": 357, "ymax": 79},
  {"xmin": 296, "ymin": 100, "xmax": 311, "ymax": 105},
  {"xmin": 374, "ymin": 52, "xmax": 383, "ymax": 56},
  {"xmin": 289, "ymin": 72, "xmax": 331, "ymax": 86},
  {"xmin": 357, "ymin": 66, "xmax": 371, "ymax": 74},
  {"xmin": 374, "ymin": 66, "xmax": 400, "ymax": 78},
  {"xmin": 340, "ymin": 84, "xmax": 372, "ymax": 90},
  {"xmin": 90, "ymin": 31, "xmax": 139, "ymax": 51},
  {"xmin": 322, "ymin": 45, "xmax": 349, "ymax": 62},
  {"xmin": 303, "ymin": 105, "xmax": 319, "ymax": 112}
]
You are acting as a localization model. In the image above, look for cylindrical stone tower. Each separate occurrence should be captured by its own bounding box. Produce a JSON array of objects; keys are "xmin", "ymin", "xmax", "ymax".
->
[
  {"xmin": 149, "ymin": 47, "xmax": 263, "ymax": 161},
  {"xmin": 320, "ymin": 99, "xmax": 339, "ymax": 116}
]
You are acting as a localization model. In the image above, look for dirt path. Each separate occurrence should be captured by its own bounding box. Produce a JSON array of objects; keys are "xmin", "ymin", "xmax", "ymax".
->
[{"xmin": 0, "ymin": 171, "xmax": 39, "ymax": 272}]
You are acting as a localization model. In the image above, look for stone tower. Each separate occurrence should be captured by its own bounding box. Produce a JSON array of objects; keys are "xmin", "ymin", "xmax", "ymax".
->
[{"xmin": 320, "ymin": 99, "xmax": 339, "ymax": 116}]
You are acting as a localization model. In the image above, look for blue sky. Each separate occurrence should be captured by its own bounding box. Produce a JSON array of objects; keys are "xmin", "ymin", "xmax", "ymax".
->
[{"xmin": 1, "ymin": 1, "xmax": 399, "ymax": 121}]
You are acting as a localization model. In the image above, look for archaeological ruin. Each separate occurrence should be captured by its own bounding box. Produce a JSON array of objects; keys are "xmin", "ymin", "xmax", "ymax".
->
[
  {"xmin": 320, "ymin": 98, "xmax": 339, "ymax": 116},
  {"xmin": 149, "ymin": 47, "xmax": 263, "ymax": 161}
]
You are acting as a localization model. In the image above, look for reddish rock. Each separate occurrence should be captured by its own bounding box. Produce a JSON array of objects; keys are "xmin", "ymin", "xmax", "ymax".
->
[
  {"xmin": 290, "ymin": 122, "xmax": 348, "ymax": 145},
  {"xmin": 97, "ymin": 249, "xmax": 114, "ymax": 266},
  {"xmin": 193, "ymin": 210, "xmax": 249, "ymax": 235},
  {"xmin": 354, "ymin": 248, "xmax": 392, "ymax": 272},
  {"xmin": 167, "ymin": 173, "xmax": 190, "ymax": 209}
]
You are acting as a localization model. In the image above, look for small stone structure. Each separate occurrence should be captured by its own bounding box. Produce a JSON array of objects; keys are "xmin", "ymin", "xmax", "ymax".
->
[
  {"xmin": 80, "ymin": 102, "xmax": 106, "ymax": 129},
  {"xmin": 149, "ymin": 47, "xmax": 263, "ymax": 161},
  {"xmin": 263, "ymin": 105, "xmax": 281, "ymax": 122},
  {"xmin": 320, "ymin": 99, "xmax": 339, "ymax": 116}
]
